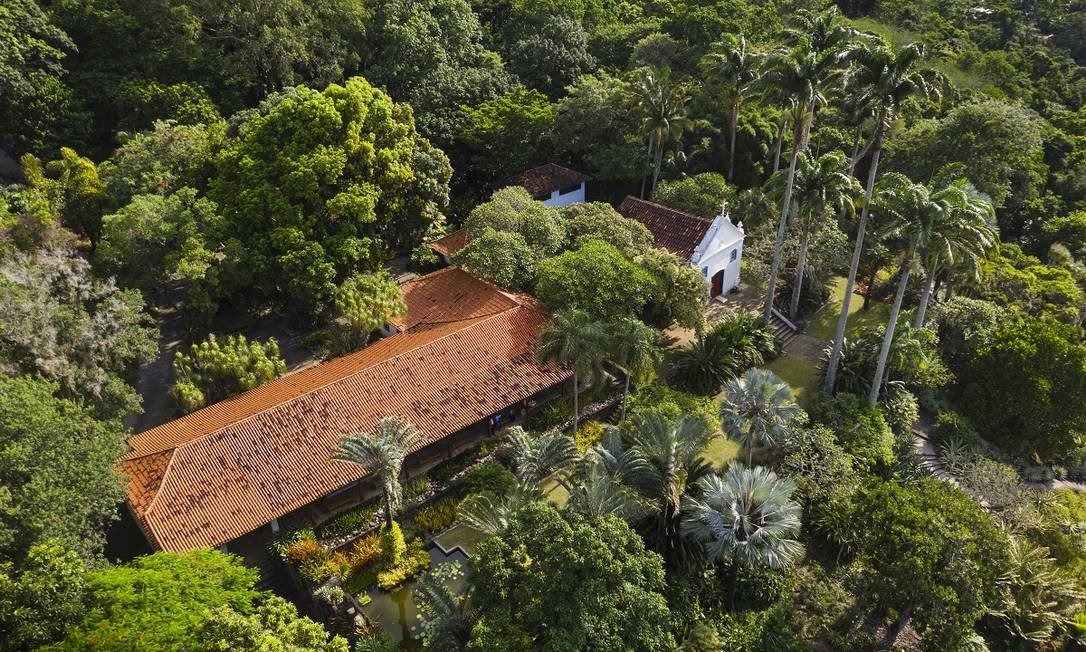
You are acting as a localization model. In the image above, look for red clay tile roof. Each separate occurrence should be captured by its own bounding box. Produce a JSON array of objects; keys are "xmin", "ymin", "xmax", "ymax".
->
[
  {"xmin": 121, "ymin": 268, "xmax": 568, "ymax": 552},
  {"xmin": 429, "ymin": 229, "xmax": 471, "ymax": 259},
  {"xmin": 500, "ymin": 164, "xmax": 591, "ymax": 199},
  {"xmin": 617, "ymin": 196, "xmax": 712, "ymax": 260}
]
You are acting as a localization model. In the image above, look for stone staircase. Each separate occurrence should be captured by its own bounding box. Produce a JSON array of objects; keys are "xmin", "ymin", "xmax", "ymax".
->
[{"xmin": 768, "ymin": 308, "xmax": 800, "ymax": 348}]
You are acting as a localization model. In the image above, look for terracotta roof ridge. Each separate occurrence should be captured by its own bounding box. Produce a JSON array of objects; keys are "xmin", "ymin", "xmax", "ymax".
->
[
  {"xmin": 621, "ymin": 196, "xmax": 712, "ymax": 223},
  {"xmin": 141, "ymin": 449, "xmax": 177, "ymax": 522}
]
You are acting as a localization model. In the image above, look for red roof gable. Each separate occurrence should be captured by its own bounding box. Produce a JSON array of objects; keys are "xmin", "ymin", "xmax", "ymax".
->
[
  {"xmin": 121, "ymin": 268, "xmax": 567, "ymax": 551},
  {"xmin": 500, "ymin": 164, "xmax": 590, "ymax": 199},
  {"xmin": 617, "ymin": 196, "xmax": 712, "ymax": 260},
  {"xmin": 429, "ymin": 229, "xmax": 471, "ymax": 258}
]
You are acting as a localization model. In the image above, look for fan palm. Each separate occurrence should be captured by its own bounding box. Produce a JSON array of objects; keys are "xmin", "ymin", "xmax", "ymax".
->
[
  {"xmin": 333, "ymin": 416, "xmax": 419, "ymax": 527},
  {"xmin": 865, "ymin": 173, "xmax": 942, "ymax": 405},
  {"xmin": 765, "ymin": 150, "xmax": 861, "ymax": 320},
  {"xmin": 607, "ymin": 317, "xmax": 661, "ymax": 421},
  {"xmin": 626, "ymin": 415, "xmax": 714, "ymax": 562},
  {"xmin": 720, "ymin": 368, "xmax": 802, "ymax": 466},
  {"xmin": 457, "ymin": 485, "xmax": 544, "ymax": 536},
  {"xmin": 701, "ymin": 34, "xmax": 763, "ymax": 181},
  {"xmin": 504, "ymin": 425, "xmax": 579, "ymax": 488},
  {"xmin": 824, "ymin": 40, "xmax": 947, "ymax": 393},
  {"xmin": 680, "ymin": 464, "xmax": 804, "ymax": 570},
  {"xmin": 537, "ymin": 308, "xmax": 609, "ymax": 432},
  {"xmin": 912, "ymin": 180, "xmax": 996, "ymax": 327},
  {"xmin": 632, "ymin": 66, "xmax": 694, "ymax": 198},
  {"xmin": 756, "ymin": 43, "xmax": 846, "ymax": 321}
]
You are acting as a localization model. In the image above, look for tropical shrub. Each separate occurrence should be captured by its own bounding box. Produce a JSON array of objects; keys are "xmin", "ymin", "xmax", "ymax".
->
[
  {"xmin": 415, "ymin": 497, "xmax": 461, "ymax": 533},
  {"xmin": 317, "ymin": 501, "xmax": 380, "ymax": 540},
  {"xmin": 574, "ymin": 420, "xmax": 606, "ymax": 452},
  {"xmin": 403, "ymin": 475, "xmax": 431, "ymax": 502},
  {"xmin": 462, "ymin": 461, "xmax": 518, "ymax": 496},
  {"xmin": 376, "ymin": 539, "xmax": 431, "ymax": 590},
  {"xmin": 347, "ymin": 533, "xmax": 382, "ymax": 573},
  {"xmin": 430, "ymin": 445, "xmax": 483, "ymax": 483},
  {"xmin": 731, "ymin": 563, "xmax": 798, "ymax": 610},
  {"xmin": 880, "ymin": 386, "xmax": 919, "ymax": 437},
  {"xmin": 525, "ymin": 399, "xmax": 572, "ymax": 431},
  {"xmin": 170, "ymin": 334, "xmax": 286, "ymax": 413},
  {"xmin": 624, "ymin": 384, "xmax": 717, "ymax": 429},
  {"xmin": 931, "ymin": 410, "xmax": 978, "ymax": 446},
  {"xmin": 811, "ymin": 393, "xmax": 894, "ymax": 472},
  {"xmin": 669, "ymin": 313, "xmax": 777, "ymax": 395}
]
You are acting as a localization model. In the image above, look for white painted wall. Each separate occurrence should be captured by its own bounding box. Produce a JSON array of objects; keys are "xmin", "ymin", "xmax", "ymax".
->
[
  {"xmin": 540, "ymin": 182, "xmax": 586, "ymax": 207},
  {"xmin": 691, "ymin": 215, "xmax": 745, "ymax": 298}
]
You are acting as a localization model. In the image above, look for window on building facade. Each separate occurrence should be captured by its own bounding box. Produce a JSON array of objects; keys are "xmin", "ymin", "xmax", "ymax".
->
[{"xmin": 730, "ymin": 249, "xmax": 738, "ymax": 262}]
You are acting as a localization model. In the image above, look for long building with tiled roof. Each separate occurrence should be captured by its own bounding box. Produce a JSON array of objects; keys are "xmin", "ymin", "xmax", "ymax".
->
[{"xmin": 121, "ymin": 267, "xmax": 569, "ymax": 552}]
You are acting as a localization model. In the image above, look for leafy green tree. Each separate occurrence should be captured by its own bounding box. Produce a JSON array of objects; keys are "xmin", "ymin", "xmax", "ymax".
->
[
  {"xmin": 825, "ymin": 40, "xmax": 946, "ymax": 393},
  {"xmin": 170, "ymin": 334, "xmax": 286, "ymax": 413},
  {"xmin": 972, "ymin": 243, "xmax": 1085, "ymax": 324},
  {"xmin": 701, "ymin": 34, "xmax": 762, "ymax": 181},
  {"xmin": 652, "ymin": 172, "xmax": 732, "ymax": 219},
  {"xmin": 21, "ymin": 148, "xmax": 107, "ymax": 249},
  {"xmin": 553, "ymin": 72, "xmax": 642, "ymax": 180},
  {"xmin": 639, "ymin": 248, "xmax": 710, "ymax": 331},
  {"xmin": 853, "ymin": 479, "xmax": 1010, "ymax": 649},
  {"xmin": 562, "ymin": 201, "xmax": 654, "ymax": 255},
  {"xmin": 720, "ymin": 368, "xmax": 803, "ymax": 466},
  {"xmin": 464, "ymin": 187, "xmax": 565, "ymax": 257},
  {"xmin": 51, "ymin": 550, "xmax": 260, "ymax": 651},
  {"xmin": 0, "ymin": 540, "xmax": 87, "ymax": 652},
  {"xmin": 680, "ymin": 464, "xmax": 804, "ymax": 570},
  {"xmin": 333, "ymin": 417, "xmax": 420, "ymax": 526},
  {"xmin": 535, "ymin": 240, "xmax": 657, "ymax": 321},
  {"xmin": 333, "ymin": 271, "xmax": 407, "ymax": 344},
  {"xmin": 196, "ymin": 595, "xmax": 348, "ymax": 652},
  {"xmin": 96, "ymin": 188, "xmax": 221, "ymax": 294},
  {"xmin": 210, "ymin": 78, "xmax": 451, "ymax": 316},
  {"xmin": 363, "ymin": 0, "xmax": 511, "ymax": 147},
  {"xmin": 468, "ymin": 503, "xmax": 674, "ymax": 651},
  {"xmin": 810, "ymin": 392, "xmax": 895, "ymax": 472},
  {"xmin": 452, "ymin": 229, "xmax": 539, "ymax": 291},
  {"xmin": 460, "ymin": 87, "xmax": 556, "ymax": 179},
  {"xmin": 0, "ymin": 248, "xmax": 158, "ymax": 419},
  {"xmin": 537, "ymin": 309, "xmax": 609, "ymax": 431},
  {"xmin": 959, "ymin": 317, "xmax": 1086, "ymax": 462},
  {"xmin": 504, "ymin": 14, "xmax": 596, "ymax": 96}
]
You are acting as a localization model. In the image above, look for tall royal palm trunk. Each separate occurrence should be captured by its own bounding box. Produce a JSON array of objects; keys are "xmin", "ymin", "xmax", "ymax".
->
[
  {"xmin": 788, "ymin": 227, "xmax": 810, "ymax": 321},
  {"xmin": 571, "ymin": 371, "xmax": 580, "ymax": 433},
  {"xmin": 912, "ymin": 263, "xmax": 937, "ymax": 328},
  {"xmin": 824, "ymin": 131, "xmax": 883, "ymax": 394},
  {"xmin": 868, "ymin": 242, "xmax": 915, "ymax": 406},
  {"xmin": 763, "ymin": 107, "xmax": 808, "ymax": 322},
  {"xmin": 728, "ymin": 101, "xmax": 740, "ymax": 181},
  {"xmin": 621, "ymin": 369, "xmax": 632, "ymax": 422},
  {"xmin": 640, "ymin": 138, "xmax": 654, "ymax": 198},
  {"xmin": 771, "ymin": 113, "xmax": 787, "ymax": 171},
  {"xmin": 651, "ymin": 139, "xmax": 665, "ymax": 197}
]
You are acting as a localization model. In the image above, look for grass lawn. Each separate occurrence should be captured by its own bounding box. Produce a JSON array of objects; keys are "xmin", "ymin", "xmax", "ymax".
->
[
  {"xmin": 766, "ymin": 355, "xmax": 821, "ymax": 411},
  {"xmin": 701, "ymin": 435, "xmax": 741, "ymax": 471},
  {"xmin": 542, "ymin": 477, "xmax": 569, "ymax": 508},
  {"xmin": 806, "ymin": 276, "xmax": 890, "ymax": 342},
  {"xmin": 434, "ymin": 523, "xmax": 488, "ymax": 556}
]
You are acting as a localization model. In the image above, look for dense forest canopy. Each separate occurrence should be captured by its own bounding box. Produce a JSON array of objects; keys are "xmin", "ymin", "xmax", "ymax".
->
[{"xmin": 3, "ymin": 0, "xmax": 1086, "ymax": 649}]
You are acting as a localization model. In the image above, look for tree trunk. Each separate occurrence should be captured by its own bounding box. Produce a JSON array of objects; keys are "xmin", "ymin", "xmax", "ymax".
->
[
  {"xmin": 640, "ymin": 138, "xmax": 654, "ymax": 199},
  {"xmin": 728, "ymin": 102, "xmax": 739, "ymax": 182},
  {"xmin": 763, "ymin": 112, "xmax": 807, "ymax": 322},
  {"xmin": 651, "ymin": 142, "xmax": 665, "ymax": 197},
  {"xmin": 868, "ymin": 252, "xmax": 913, "ymax": 406},
  {"xmin": 383, "ymin": 492, "xmax": 393, "ymax": 528},
  {"xmin": 771, "ymin": 113, "xmax": 786, "ymax": 172},
  {"xmin": 847, "ymin": 124, "xmax": 862, "ymax": 175},
  {"xmin": 823, "ymin": 143, "xmax": 882, "ymax": 394},
  {"xmin": 621, "ymin": 371, "xmax": 631, "ymax": 422},
  {"xmin": 572, "ymin": 372, "xmax": 580, "ymax": 433},
  {"xmin": 913, "ymin": 263, "xmax": 937, "ymax": 328},
  {"xmin": 789, "ymin": 227, "xmax": 810, "ymax": 322},
  {"xmin": 882, "ymin": 606, "xmax": 913, "ymax": 648}
]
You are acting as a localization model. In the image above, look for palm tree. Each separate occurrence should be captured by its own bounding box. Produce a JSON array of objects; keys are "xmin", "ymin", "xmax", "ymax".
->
[
  {"xmin": 765, "ymin": 150, "xmax": 861, "ymax": 320},
  {"xmin": 632, "ymin": 66, "xmax": 693, "ymax": 198},
  {"xmin": 457, "ymin": 485, "xmax": 543, "ymax": 536},
  {"xmin": 720, "ymin": 368, "xmax": 802, "ymax": 466},
  {"xmin": 680, "ymin": 464, "xmax": 804, "ymax": 570},
  {"xmin": 912, "ymin": 180, "xmax": 996, "ymax": 327},
  {"xmin": 333, "ymin": 416, "xmax": 419, "ymax": 527},
  {"xmin": 606, "ymin": 317, "xmax": 661, "ymax": 421},
  {"xmin": 566, "ymin": 465, "xmax": 654, "ymax": 521},
  {"xmin": 865, "ymin": 173, "xmax": 941, "ymax": 405},
  {"xmin": 701, "ymin": 34, "xmax": 763, "ymax": 181},
  {"xmin": 537, "ymin": 308, "xmax": 608, "ymax": 432},
  {"xmin": 504, "ymin": 426, "xmax": 579, "ymax": 488},
  {"xmin": 626, "ymin": 415, "xmax": 714, "ymax": 562},
  {"xmin": 668, "ymin": 330, "xmax": 740, "ymax": 395},
  {"xmin": 824, "ymin": 41, "xmax": 946, "ymax": 394},
  {"xmin": 993, "ymin": 537, "xmax": 1086, "ymax": 644},
  {"xmin": 756, "ymin": 43, "xmax": 845, "ymax": 321}
]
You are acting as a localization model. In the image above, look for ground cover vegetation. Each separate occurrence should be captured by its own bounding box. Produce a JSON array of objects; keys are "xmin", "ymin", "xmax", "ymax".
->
[{"xmin": 2, "ymin": 0, "xmax": 1086, "ymax": 648}]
